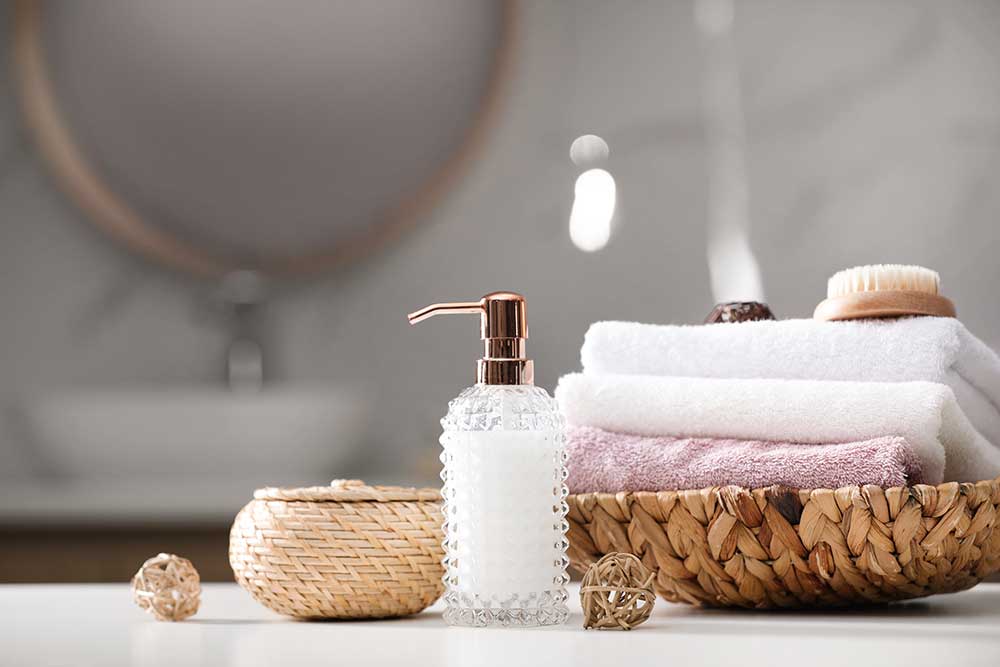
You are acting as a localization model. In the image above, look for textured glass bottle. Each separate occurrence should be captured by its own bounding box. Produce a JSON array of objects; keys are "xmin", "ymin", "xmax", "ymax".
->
[
  {"xmin": 440, "ymin": 384, "xmax": 569, "ymax": 627},
  {"xmin": 407, "ymin": 292, "xmax": 570, "ymax": 628}
]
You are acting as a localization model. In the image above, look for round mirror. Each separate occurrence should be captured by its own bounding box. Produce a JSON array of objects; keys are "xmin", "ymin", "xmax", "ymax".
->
[{"xmin": 13, "ymin": 0, "xmax": 514, "ymax": 277}]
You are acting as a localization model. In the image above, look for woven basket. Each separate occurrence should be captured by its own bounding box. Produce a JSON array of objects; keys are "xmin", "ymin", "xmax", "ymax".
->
[
  {"xmin": 567, "ymin": 476, "xmax": 1000, "ymax": 609},
  {"xmin": 229, "ymin": 479, "xmax": 444, "ymax": 619}
]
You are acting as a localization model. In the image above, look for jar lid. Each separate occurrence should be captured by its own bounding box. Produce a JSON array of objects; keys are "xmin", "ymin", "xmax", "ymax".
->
[{"xmin": 253, "ymin": 478, "xmax": 441, "ymax": 503}]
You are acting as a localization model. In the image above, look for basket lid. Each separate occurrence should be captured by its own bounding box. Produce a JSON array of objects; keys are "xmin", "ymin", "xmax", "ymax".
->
[{"xmin": 253, "ymin": 478, "xmax": 441, "ymax": 503}]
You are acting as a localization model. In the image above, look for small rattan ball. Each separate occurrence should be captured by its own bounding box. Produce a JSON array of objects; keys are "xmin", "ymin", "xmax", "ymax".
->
[
  {"xmin": 580, "ymin": 552, "xmax": 656, "ymax": 630},
  {"xmin": 705, "ymin": 301, "xmax": 776, "ymax": 324},
  {"xmin": 131, "ymin": 553, "xmax": 201, "ymax": 621}
]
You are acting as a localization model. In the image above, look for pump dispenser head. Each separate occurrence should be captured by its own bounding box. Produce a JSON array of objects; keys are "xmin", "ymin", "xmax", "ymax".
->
[{"xmin": 408, "ymin": 291, "xmax": 533, "ymax": 385}]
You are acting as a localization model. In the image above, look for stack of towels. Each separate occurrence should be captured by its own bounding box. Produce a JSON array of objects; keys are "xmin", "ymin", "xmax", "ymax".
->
[{"xmin": 556, "ymin": 317, "xmax": 1000, "ymax": 492}]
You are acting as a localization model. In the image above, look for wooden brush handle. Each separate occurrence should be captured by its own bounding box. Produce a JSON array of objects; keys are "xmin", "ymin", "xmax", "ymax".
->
[{"xmin": 814, "ymin": 290, "xmax": 956, "ymax": 321}]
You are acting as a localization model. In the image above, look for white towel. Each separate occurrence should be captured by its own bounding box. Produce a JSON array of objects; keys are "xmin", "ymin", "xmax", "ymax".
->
[
  {"xmin": 580, "ymin": 317, "xmax": 1000, "ymax": 447},
  {"xmin": 555, "ymin": 373, "xmax": 1000, "ymax": 484}
]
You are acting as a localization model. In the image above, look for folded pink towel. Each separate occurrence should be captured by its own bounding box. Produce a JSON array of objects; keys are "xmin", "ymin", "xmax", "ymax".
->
[{"xmin": 566, "ymin": 426, "xmax": 926, "ymax": 493}]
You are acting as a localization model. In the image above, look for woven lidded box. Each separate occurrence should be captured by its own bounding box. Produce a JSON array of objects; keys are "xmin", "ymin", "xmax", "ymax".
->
[{"xmin": 229, "ymin": 479, "xmax": 444, "ymax": 619}]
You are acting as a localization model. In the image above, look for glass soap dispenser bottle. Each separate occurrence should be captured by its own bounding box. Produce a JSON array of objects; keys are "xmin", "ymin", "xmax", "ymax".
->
[{"xmin": 408, "ymin": 292, "xmax": 569, "ymax": 627}]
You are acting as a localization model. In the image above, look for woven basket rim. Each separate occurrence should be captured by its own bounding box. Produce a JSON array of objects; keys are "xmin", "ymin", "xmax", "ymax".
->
[
  {"xmin": 253, "ymin": 479, "xmax": 440, "ymax": 503},
  {"xmin": 568, "ymin": 475, "xmax": 1000, "ymax": 502}
]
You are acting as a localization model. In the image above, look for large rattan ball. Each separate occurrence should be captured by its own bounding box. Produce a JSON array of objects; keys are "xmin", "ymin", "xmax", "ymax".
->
[
  {"xmin": 580, "ymin": 552, "xmax": 656, "ymax": 630},
  {"xmin": 131, "ymin": 553, "xmax": 201, "ymax": 621}
]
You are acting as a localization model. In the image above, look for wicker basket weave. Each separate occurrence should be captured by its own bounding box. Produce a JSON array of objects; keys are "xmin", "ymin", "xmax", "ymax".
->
[
  {"xmin": 567, "ymin": 476, "xmax": 1000, "ymax": 609},
  {"xmin": 229, "ymin": 479, "xmax": 444, "ymax": 619}
]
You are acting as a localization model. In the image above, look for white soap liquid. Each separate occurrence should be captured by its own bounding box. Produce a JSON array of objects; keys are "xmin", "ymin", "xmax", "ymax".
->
[{"xmin": 442, "ymin": 430, "xmax": 565, "ymax": 598}]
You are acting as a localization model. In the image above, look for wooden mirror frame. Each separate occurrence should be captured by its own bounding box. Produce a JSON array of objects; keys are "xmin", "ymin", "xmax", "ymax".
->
[{"xmin": 11, "ymin": 0, "xmax": 516, "ymax": 279}]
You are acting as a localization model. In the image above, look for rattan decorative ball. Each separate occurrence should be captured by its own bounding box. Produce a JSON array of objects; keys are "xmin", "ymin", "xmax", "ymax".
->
[
  {"xmin": 705, "ymin": 301, "xmax": 776, "ymax": 324},
  {"xmin": 580, "ymin": 552, "xmax": 656, "ymax": 630},
  {"xmin": 131, "ymin": 553, "xmax": 201, "ymax": 621}
]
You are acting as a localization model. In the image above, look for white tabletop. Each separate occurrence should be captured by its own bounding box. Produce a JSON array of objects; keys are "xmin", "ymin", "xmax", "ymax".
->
[{"xmin": 5, "ymin": 583, "xmax": 1000, "ymax": 667}]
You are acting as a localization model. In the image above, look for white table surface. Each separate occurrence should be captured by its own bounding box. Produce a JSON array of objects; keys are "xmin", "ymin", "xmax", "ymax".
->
[{"xmin": 5, "ymin": 582, "xmax": 1000, "ymax": 667}]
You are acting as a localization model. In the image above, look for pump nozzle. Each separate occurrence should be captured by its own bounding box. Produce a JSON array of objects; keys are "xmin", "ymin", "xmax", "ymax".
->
[
  {"xmin": 408, "ymin": 292, "xmax": 533, "ymax": 385},
  {"xmin": 407, "ymin": 301, "xmax": 483, "ymax": 325}
]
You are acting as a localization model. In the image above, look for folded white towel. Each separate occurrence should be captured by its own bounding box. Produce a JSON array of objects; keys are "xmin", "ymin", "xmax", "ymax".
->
[
  {"xmin": 580, "ymin": 317, "xmax": 1000, "ymax": 447},
  {"xmin": 555, "ymin": 373, "xmax": 1000, "ymax": 484}
]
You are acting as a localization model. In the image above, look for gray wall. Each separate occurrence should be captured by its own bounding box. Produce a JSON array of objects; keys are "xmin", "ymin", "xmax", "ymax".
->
[{"xmin": 3, "ymin": 0, "xmax": 1000, "ymax": 485}]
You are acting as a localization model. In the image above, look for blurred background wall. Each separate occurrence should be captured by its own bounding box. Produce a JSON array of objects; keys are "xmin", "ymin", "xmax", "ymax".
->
[{"xmin": 2, "ymin": 0, "xmax": 1000, "ymax": 580}]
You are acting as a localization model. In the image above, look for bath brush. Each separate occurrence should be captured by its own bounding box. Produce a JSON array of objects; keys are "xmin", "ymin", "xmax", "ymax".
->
[{"xmin": 813, "ymin": 264, "xmax": 956, "ymax": 321}]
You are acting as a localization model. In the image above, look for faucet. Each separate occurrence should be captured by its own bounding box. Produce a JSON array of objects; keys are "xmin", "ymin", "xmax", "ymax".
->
[{"xmin": 217, "ymin": 270, "xmax": 267, "ymax": 391}]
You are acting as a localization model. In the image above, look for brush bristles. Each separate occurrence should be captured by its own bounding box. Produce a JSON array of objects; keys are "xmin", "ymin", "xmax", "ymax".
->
[{"xmin": 827, "ymin": 264, "xmax": 940, "ymax": 298}]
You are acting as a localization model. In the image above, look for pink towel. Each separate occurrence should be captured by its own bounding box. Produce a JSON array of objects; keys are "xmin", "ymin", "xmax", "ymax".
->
[{"xmin": 566, "ymin": 426, "xmax": 926, "ymax": 493}]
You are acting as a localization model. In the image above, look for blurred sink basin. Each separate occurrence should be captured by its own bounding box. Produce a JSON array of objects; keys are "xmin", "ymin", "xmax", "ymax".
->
[{"xmin": 23, "ymin": 386, "xmax": 369, "ymax": 480}]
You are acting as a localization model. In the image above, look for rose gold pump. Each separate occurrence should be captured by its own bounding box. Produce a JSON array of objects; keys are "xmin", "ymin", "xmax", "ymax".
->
[{"xmin": 408, "ymin": 291, "xmax": 533, "ymax": 385}]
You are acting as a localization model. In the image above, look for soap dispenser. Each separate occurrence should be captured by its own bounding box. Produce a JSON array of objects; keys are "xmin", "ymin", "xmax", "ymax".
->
[{"xmin": 408, "ymin": 292, "xmax": 569, "ymax": 627}]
